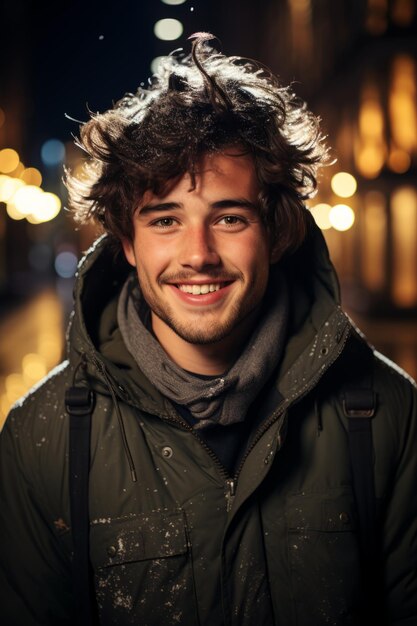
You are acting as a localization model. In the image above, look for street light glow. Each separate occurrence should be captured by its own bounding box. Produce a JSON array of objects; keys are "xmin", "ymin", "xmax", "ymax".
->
[{"xmin": 154, "ymin": 18, "xmax": 184, "ymax": 41}]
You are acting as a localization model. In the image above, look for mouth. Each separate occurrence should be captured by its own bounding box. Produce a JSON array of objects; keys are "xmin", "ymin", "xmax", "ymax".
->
[
  {"xmin": 165, "ymin": 280, "xmax": 235, "ymax": 306},
  {"xmin": 175, "ymin": 282, "xmax": 231, "ymax": 295}
]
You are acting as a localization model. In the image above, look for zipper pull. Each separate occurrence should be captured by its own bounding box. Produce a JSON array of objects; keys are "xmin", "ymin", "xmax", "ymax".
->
[{"xmin": 225, "ymin": 479, "xmax": 236, "ymax": 512}]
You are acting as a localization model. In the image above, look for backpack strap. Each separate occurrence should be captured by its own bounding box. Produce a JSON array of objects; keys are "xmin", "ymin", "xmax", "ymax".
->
[
  {"xmin": 341, "ymin": 343, "xmax": 388, "ymax": 623},
  {"xmin": 343, "ymin": 380, "xmax": 377, "ymax": 562},
  {"xmin": 66, "ymin": 386, "xmax": 98, "ymax": 626}
]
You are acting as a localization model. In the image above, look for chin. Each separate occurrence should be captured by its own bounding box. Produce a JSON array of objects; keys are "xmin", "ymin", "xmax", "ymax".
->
[{"xmin": 167, "ymin": 321, "xmax": 236, "ymax": 346}]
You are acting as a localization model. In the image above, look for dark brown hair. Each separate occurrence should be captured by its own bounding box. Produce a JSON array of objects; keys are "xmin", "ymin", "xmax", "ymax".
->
[{"xmin": 66, "ymin": 33, "xmax": 330, "ymax": 258}]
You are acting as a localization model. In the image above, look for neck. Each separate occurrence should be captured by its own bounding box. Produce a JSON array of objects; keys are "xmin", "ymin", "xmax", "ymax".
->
[{"xmin": 151, "ymin": 311, "xmax": 259, "ymax": 375}]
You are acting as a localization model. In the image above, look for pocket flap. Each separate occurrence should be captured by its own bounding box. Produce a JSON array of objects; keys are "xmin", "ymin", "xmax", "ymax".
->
[
  {"xmin": 286, "ymin": 491, "xmax": 357, "ymax": 532},
  {"xmin": 90, "ymin": 509, "xmax": 188, "ymax": 568}
]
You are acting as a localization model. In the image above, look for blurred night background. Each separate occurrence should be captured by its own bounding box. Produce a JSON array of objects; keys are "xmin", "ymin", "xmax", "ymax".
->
[{"xmin": 0, "ymin": 0, "xmax": 417, "ymax": 428}]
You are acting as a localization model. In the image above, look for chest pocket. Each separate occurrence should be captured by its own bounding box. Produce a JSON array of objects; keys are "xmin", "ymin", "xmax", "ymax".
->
[
  {"xmin": 90, "ymin": 509, "xmax": 199, "ymax": 626},
  {"xmin": 285, "ymin": 490, "xmax": 362, "ymax": 625}
]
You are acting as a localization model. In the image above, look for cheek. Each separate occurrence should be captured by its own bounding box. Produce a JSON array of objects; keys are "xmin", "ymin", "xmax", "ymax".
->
[
  {"xmin": 241, "ymin": 232, "xmax": 270, "ymax": 273},
  {"xmin": 134, "ymin": 239, "xmax": 172, "ymax": 278}
]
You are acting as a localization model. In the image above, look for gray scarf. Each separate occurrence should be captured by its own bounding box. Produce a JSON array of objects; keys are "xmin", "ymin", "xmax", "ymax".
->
[{"xmin": 117, "ymin": 269, "xmax": 288, "ymax": 429}]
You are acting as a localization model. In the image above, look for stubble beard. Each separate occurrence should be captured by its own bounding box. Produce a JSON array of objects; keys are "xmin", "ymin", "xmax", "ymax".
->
[
  {"xmin": 138, "ymin": 273, "xmax": 262, "ymax": 346},
  {"xmin": 152, "ymin": 300, "xmax": 244, "ymax": 345}
]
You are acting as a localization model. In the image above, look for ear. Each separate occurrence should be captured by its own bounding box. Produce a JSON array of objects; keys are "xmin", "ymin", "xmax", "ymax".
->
[{"xmin": 121, "ymin": 238, "xmax": 136, "ymax": 267}]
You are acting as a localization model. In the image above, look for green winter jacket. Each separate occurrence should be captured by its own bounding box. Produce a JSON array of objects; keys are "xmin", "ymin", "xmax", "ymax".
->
[{"xmin": 1, "ymin": 222, "xmax": 416, "ymax": 626}]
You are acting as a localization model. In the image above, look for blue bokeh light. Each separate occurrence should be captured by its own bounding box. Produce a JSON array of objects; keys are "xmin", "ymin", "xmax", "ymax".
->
[
  {"xmin": 54, "ymin": 251, "xmax": 78, "ymax": 278},
  {"xmin": 41, "ymin": 139, "xmax": 66, "ymax": 167}
]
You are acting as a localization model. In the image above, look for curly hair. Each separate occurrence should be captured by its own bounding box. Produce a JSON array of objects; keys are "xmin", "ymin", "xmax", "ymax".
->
[{"xmin": 66, "ymin": 32, "xmax": 330, "ymax": 258}]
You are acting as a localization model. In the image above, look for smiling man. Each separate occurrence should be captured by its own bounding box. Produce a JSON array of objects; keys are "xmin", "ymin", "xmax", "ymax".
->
[
  {"xmin": 122, "ymin": 150, "xmax": 275, "ymax": 374},
  {"xmin": 1, "ymin": 33, "xmax": 416, "ymax": 626}
]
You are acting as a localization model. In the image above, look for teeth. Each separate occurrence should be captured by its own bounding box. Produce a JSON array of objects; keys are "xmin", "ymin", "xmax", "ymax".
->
[{"xmin": 178, "ymin": 283, "xmax": 222, "ymax": 295}]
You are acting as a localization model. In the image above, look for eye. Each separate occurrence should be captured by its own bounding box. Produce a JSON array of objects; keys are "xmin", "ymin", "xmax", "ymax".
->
[
  {"xmin": 152, "ymin": 217, "xmax": 177, "ymax": 228},
  {"xmin": 217, "ymin": 215, "xmax": 247, "ymax": 227}
]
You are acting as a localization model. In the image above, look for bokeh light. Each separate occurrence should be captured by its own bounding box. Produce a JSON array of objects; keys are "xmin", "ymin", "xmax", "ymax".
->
[
  {"xmin": 22, "ymin": 353, "xmax": 47, "ymax": 385},
  {"xmin": 154, "ymin": 18, "xmax": 183, "ymax": 40},
  {"xmin": 0, "ymin": 175, "xmax": 25, "ymax": 202},
  {"xmin": 329, "ymin": 204, "xmax": 355, "ymax": 231},
  {"xmin": 20, "ymin": 167, "xmax": 42, "ymax": 186},
  {"xmin": 309, "ymin": 203, "xmax": 332, "ymax": 230},
  {"xmin": 331, "ymin": 172, "xmax": 357, "ymax": 198},
  {"xmin": 41, "ymin": 139, "xmax": 66, "ymax": 167},
  {"xmin": 388, "ymin": 148, "xmax": 411, "ymax": 173},
  {"xmin": 9, "ymin": 162, "xmax": 25, "ymax": 177},
  {"xmin": 161, "ymin": 0, "xmax": 187, "ymax": 4},
  {"xmin": 0, "ymin": 148, "xmax": 20, "ymax": 174},
  {"xmin": 54, "ymin": 251, "xmax": 78, "ymax": 278},
  {"xmin": 6, "ymin": 203, "xmax": 26, "ymax": 221},
  {"xmin": 38, "ymin": 331, "xmax": 62, "ymax": 367},
  {"xmin": 13, "ymin": 185, "xmax": 44, "ymax": 216},
  {"xmin": 30, "ymin": 192, "xmax": 61, "ymax": 223},
  {"xmin": 5, "ymin": 374, "xmax": 26, "ymax": 406}
]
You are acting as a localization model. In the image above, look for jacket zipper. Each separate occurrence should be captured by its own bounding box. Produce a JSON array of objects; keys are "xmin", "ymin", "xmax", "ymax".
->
[
  {"xmin": 162, "ymin": 413, "xmax": 236, "ymax": 511},
  {"xmin": 225, "ymin": 479, "xmax": 236, "ymax": 512}
]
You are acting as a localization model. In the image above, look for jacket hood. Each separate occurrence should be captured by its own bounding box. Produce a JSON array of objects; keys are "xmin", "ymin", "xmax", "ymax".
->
[{"xmin": 67, "ymin": 212, "xmax": 349, "ymax": 412}]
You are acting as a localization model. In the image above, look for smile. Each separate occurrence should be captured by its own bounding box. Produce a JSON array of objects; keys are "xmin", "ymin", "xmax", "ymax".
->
[{"xmin": 176, "ymin": 283, "xmax": 227, "ymax": 295}]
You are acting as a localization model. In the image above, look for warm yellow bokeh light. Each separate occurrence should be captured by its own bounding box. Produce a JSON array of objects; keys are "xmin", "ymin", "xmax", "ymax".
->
[
  {"xmin": 389, "ymin": 55, "xmax": 417, "ymax": 153},
  {"xmin": 22, "ymin": 353, "xmax": 47, "ymax": 384},
  {"xmin": 359, "ymin": 99, "xmax": 384, "ymax": 138},
  {"xmin": 20, "ymin": 167, "xmax": 42, "ymax": 186},
  {"xmin": 5, "ymin": 373, "xmax": 26, "ymax": 404},
  {"xmin": 356, "ymin": 144, "xmax": 385, "ymax": 178},
  {"xmin": 9, "ymin": 161, "xmax": 25, "ymax": 177},
  {"xmin": 388, "ymin": 148, "xmax": 411, "ymax": 173},
  {"xmin": 0, "ymin": 148, "xmax": 20, "ymax": 174},
  {"xmin": 30, "ymin": 192, "xmax": 61, "ymax": 223},
  {"xmin": 26, "ymin": 213, "xmax": 44, "ymax": 225},
  {"xmin": 391, "ymin": 186, "xmax": 417, "ymax": 306},
  {"xmin": 356, "ymin": 85, "xmax": 386, "ymax": 178},
  {"xmin": 13, "ymin": 185, "xmax": 44, "ymax": 216},
  {"xmin": 6, "ymin": 202, "xmax": 26, "ymax": 221},
  {"xmin": 310, "ymin": 203, "xmax": 332, "ymax": 230},
  {"xmin": 329, "ymin": 204, "xmax": 355, "ymax": 231},
  {"xmin": 1, "ymin": 395, "xmax": 11, "ymax": 421},
  {"xmin": 331, "ymin": 172, "xmax": 357, "ymax": 198},
  {"xmin": 0, "ymin": 175, "xmax": 25, "ymax": 202},
  {"xmin": 38, "ymin": 332, "xmax": 62, "ymax": 367}
]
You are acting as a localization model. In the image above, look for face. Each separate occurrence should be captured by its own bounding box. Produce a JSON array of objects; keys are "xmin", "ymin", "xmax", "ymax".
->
[{"xmin": 122, "ymin": 151, "xmax": 277, "ymax": 347}]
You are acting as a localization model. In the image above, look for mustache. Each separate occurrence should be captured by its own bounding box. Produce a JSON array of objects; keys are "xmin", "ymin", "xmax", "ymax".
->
[{"xmin": 159, "ymin": 270, "xmax": 243, "ymax": 284}]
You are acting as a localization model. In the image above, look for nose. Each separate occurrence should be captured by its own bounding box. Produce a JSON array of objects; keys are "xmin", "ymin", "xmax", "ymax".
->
[{"xmin": 178, "ymin": 224, "xmax": 221, "ymax": 271}]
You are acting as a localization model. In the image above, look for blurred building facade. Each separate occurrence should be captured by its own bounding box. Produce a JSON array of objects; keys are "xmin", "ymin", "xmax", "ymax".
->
[{"xmin": 0, "ymin": 0, "xmax": 416, "ymax": 426}]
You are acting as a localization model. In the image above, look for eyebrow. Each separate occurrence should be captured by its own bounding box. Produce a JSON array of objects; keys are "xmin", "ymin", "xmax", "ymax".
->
[{"xmin": 138, "ymin": 198, "xmax": 259, "ymax": 216}]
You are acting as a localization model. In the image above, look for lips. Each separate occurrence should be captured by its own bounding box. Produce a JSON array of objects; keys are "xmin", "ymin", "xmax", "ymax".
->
[{"xmin": 166, "ymin": 280, "xmax": 234, "ymax": 305}]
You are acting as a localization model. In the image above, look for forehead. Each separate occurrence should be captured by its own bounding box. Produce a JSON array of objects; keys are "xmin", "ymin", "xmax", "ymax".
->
[{"xmin": 139, "ymin": 150, "xmax": 260, "ymax": 207}]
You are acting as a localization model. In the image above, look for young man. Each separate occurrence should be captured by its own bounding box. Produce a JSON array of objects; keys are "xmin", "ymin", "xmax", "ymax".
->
[{"xmin": 1, "ymin": 34, "xmax": 416, "ymax": 626}]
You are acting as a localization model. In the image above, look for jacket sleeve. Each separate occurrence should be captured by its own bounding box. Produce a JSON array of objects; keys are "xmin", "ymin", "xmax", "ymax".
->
[
  {"xmin": 0, "ymin": 404, "xmax": 73, "ymax": 625},
  {"xmin": 375, "ymin": 362, "xmax": 417, "ymax": 625}
]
